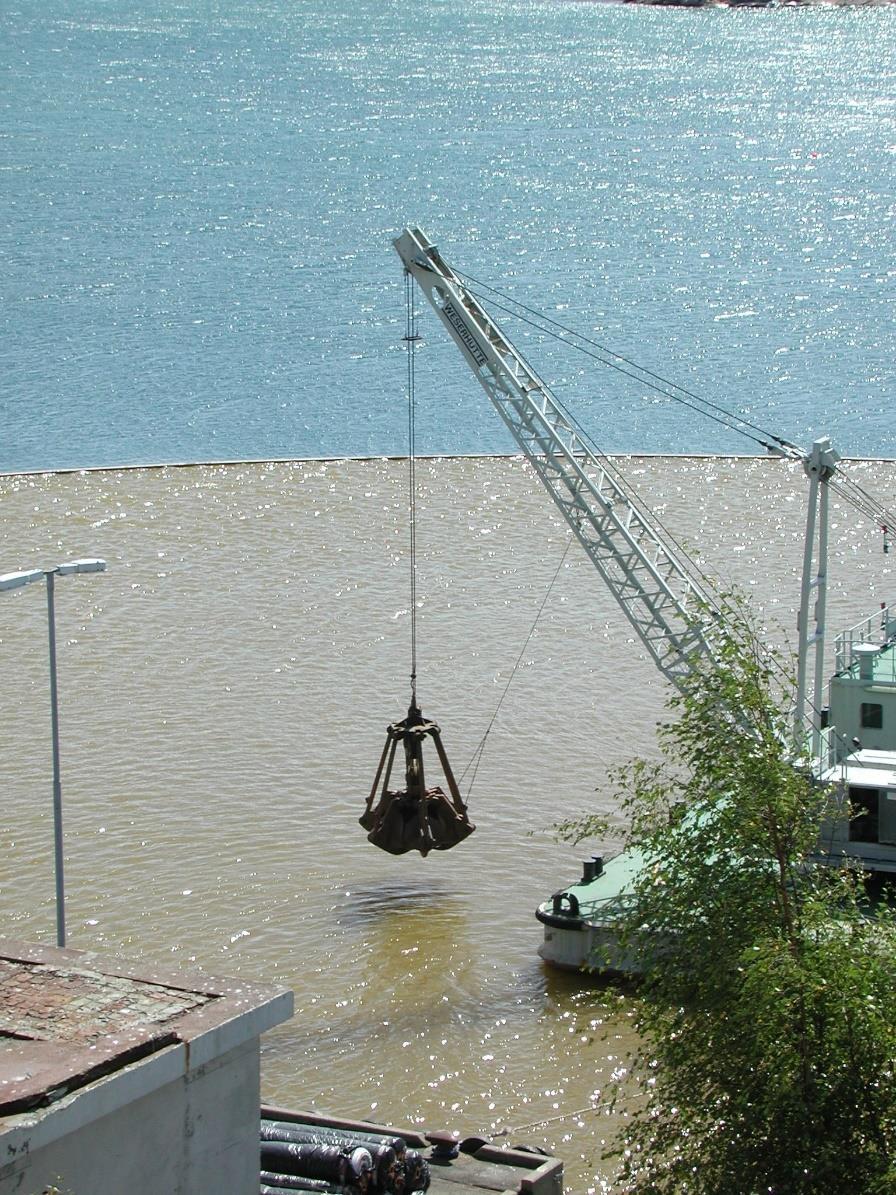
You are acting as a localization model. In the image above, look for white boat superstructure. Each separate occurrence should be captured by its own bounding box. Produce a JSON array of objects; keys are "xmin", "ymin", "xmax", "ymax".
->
[{"xmin": 816, "ymin": 606, "xmax": 896, "ymax": 874}]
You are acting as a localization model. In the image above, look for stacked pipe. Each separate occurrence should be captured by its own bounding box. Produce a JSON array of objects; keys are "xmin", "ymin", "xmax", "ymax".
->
[{"xmin": 260, "ymin": 1117, "xmax": 431, "ymax": 1195}]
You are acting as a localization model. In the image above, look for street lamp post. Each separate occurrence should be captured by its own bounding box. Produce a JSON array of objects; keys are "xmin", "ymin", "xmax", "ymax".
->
[{"xmin": 0, "ymin": 558, "xmax": 107, "ymax": 947}]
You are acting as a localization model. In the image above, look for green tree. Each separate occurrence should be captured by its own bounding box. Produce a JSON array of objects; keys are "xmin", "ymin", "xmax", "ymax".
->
[{"xmin": 567, "ymin": 607, "xmax": 896, "ymax": 1193}]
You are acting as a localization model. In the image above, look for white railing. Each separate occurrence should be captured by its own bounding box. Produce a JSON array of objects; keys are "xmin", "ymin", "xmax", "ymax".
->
[{"xmin": 833, "ymin": 603, "xmax": 896, "ymax": 676}]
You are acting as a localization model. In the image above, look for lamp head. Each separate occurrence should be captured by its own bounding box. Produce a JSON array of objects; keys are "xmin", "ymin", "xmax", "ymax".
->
[
  {"xmin": 0, "ymin": 568, "xmax": 45, "ymax": 592},
  {"xmin": 56, "ymin": 559, "xmax": 107, "ymax": 576}
]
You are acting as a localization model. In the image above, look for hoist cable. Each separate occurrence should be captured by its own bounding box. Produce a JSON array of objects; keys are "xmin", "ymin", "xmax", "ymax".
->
[
  {"xmin": 439, "ymin": 283, "xmax": 734, "ymax": 625},
  {"xmin": 448, "ymin": 276, "xmax": 894, "ymax": 691},
  {"xmin": 404, "ymin": 271, "xmax": 420, "ymax": 706},
  {"xmin": 458, "ymin": 271, "xmax": 895, "ymax": 546},
  {"xmin": 459, "ymin": 535, "xmax": 576, "ymax": 798},
  {"xmin": 830, "ymin": 473, "xmax": 896, "ymax": 532},
  {"xmin": 457, "ymin": 270, "xmax": 793, "ymax": 454},
  {"xmin": 443, "ymin": 285, "xmax": 784, "ymax": 622}
]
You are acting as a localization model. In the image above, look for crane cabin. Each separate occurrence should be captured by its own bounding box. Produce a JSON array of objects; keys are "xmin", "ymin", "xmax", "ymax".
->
[{"xmin": 819, "ymin": 606, "xmax": 896, "ymax": 872}]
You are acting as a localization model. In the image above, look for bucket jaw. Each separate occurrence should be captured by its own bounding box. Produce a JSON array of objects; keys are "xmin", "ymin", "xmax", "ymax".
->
[{"xmin": 360, "ymin": 704, "xmax": 475, "ymax": 856}]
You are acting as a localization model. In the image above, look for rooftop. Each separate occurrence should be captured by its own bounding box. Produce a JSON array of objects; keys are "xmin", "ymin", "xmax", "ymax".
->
[{"xmin": 0, "ymin": 938, "xmax": 292, "ymax": 1117}]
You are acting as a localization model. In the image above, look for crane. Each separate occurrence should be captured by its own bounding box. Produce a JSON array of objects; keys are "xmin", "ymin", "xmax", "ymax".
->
[
  {"xmin": 393, "ymin": 228, "xmax": 896, "ymax": 931},
  {"xmin": 393, "ymin": 226, "xmax": 838, "ymax": 737}
]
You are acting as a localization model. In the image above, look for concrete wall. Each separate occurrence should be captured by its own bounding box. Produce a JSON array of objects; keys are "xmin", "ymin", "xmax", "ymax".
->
[{"xmin": 1, "ymin": 1037, "xmax": 261, "ymax": 1195}]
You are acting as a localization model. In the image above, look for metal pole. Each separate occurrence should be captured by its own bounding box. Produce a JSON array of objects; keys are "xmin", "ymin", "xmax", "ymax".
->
[
  {"xmin": 46, "ymin": 569, "xmax": 66, "ymax": 948},
  {"xmin": 794, "ymin": 437, "xmax": 839, "ymax": 761},
  {"xmin": 794, "ymin": 468, "xmax": 819, "ymax": 751},
  {"xmin": 811, "ymin": 476, "xmax": 831, "ymax": 763}
]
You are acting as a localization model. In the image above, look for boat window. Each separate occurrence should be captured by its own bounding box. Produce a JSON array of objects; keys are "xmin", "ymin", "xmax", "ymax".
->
[
  {"xmin": 882, "ymin": 791, "xmax": 896, "ymax": 847},
  {"xmin": 861, "ymin": 702, "xmax": 883, "ymax": 729},
  {"xmin": 849, "ymin": 786, "xmax": 879, "ymax": 843}
]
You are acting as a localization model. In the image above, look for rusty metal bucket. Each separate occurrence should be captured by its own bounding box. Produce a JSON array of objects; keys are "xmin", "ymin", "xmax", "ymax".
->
[{"xmin": 360, "ymin": 704, "xmax": 475, "ymax": 856}]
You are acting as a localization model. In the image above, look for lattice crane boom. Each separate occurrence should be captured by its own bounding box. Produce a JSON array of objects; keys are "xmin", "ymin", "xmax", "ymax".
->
[{"xmin": 394, "ymin": 226, "xmax": 720, "ymax": 690}]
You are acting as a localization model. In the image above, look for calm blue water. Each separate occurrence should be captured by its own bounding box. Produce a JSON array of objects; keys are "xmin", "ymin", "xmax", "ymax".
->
[{"xmin": 3, "ymin": 0, "xmax": 894, "ymax": 472}]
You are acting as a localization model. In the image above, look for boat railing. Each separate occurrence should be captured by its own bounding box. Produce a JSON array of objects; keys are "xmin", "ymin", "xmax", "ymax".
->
[
  {"xmin": 575, "ymin": 892, "xmax": 639, "ymax": 921},
  {"xmin": 833, "ymin": 603, "xmax": 896, "ymax": 676}
]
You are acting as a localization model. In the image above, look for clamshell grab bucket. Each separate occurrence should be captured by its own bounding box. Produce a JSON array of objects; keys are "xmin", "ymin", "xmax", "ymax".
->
[{"xmin": 360, "ymin": 704, "xmax": 475, "ymax": 856}]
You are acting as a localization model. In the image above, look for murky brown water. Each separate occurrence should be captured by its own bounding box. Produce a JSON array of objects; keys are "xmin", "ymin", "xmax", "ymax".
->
[{"xmin": 1, "ymin": 455, "xmax": 893, "ymax": 1191}]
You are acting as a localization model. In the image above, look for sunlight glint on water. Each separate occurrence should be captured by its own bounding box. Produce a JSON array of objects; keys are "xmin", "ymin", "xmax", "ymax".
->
[{"xmin": 1, "ymin": 456, "xmax": 893, "ymax": 1191}]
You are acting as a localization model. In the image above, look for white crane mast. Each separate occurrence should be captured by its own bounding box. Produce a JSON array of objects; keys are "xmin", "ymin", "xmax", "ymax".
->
[
  {"xmin": 794, "ymin": 436, "xmax": 840, "ymax": 757},
  {"xmin": 394, "ymin": 226, "xmax": 720, "ymax": 691}
]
